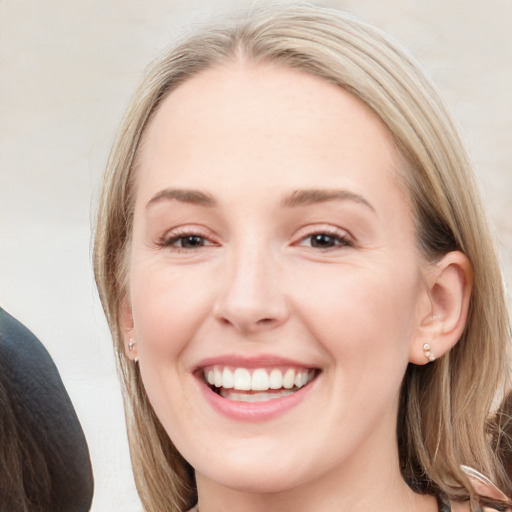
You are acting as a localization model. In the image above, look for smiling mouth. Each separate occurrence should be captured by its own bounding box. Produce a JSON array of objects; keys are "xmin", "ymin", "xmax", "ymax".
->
[{"xmin": 202, "ymin": 366, "xmax": 318, "ymax": 403}]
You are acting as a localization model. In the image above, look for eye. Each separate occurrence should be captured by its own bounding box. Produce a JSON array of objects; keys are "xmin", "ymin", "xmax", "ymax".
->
[
  {"xmin": 159, "ymin": 231, "xmax": 217, "ymax": 251},
  {"xmin": 298, "ymin": 231, "xmax": 353, "ymax": 250},
  {"xmin": 175, "ymin": 235, "xmax": 207, "ymax": 248}
]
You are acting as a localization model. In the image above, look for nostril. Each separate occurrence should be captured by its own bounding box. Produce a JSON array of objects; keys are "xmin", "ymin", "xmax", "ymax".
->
[
  {"xmin": 218, "ymin": 315, "xmax": 277, "ymax": 331},
  {"xmin": 213, "ymin": 292, "xmax": 290, "ymax": 332},
  {"xmin": 256, "ymin": 318, "xmax": 274, "ymax": 325}
]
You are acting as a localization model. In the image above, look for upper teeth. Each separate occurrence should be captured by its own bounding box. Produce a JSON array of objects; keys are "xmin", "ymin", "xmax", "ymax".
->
[{"xmin": 205, "ymin": 366, "xmax": 314, "ymax": 392}]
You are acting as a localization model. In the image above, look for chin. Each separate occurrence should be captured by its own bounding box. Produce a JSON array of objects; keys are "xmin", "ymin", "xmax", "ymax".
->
[{"xmin": 200, "ymin": 463, "xmax": 304, "ymax": 494}]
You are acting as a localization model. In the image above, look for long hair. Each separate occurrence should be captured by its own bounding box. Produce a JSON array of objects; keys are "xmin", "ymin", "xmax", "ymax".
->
[{"xmin": 93, "ymin": 4, "xmax": 512, "ymax": 511}]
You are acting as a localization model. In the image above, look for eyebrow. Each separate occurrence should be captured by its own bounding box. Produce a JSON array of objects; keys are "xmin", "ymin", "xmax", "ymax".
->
[
  {"xmin": 146, "ymin": 188, "xmax": 217, "ymax": 208},
  {"xmin": 145, "ymin": 187, "xmax": 375, "ymax": 212},
  {"xmin": 282, "ymin": 189, "xmax": 375, "ymax": 212}
]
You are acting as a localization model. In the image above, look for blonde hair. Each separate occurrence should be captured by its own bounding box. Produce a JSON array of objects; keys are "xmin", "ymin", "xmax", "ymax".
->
[{"xmin": 93, "ymin": 4, "xmax": 511, "ymax": 511}]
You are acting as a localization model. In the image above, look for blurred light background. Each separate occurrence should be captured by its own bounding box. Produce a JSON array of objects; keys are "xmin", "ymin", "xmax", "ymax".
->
[{"xmin": 1, "ymin": 1, "xmax": 511, "ymax": 510}]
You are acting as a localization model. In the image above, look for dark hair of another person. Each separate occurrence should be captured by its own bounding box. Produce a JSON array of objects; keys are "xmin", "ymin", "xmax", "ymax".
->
[{"xmin": 0, "ymin": 307, "xmax": 94, "ymax": 512}]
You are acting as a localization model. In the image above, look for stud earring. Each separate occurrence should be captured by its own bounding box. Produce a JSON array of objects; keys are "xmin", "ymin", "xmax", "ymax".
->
[
  {"xmin": 423, "ymin": 343, "xmax": 436, "ymax": 362},
  {"xmin": 128, "ymin": 339, "xmax": 139, "ymax": 364}
]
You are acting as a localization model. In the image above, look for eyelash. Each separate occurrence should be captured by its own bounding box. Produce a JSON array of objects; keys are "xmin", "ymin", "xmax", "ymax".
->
[
  {"xmin": 296, "ymin": 229, "xmax": 354, "ymax": 250},
  {"xmin": 158, "ymin": 229, "xmax": 217, "ymax": 252},
  {"xmin": 158, "ymin": 227, "xmax": 354, "ymax": 252}
]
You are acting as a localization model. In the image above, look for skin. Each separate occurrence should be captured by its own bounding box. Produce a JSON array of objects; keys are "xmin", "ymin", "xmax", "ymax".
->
[{"xmin": 122, "ymin": 62, "xmax": 471, "ymax": 512}]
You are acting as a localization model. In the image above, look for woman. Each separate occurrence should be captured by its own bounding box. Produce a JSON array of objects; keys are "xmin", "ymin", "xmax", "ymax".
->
[{"xmin": 93, "ymin": 4, "xmax": 511, "ymax": 512}]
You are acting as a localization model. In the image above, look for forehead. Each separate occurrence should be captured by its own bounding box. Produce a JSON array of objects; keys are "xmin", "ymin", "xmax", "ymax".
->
[{"xmin": 136, "ymin": 62, "xmax": 407, "ymax": 210}]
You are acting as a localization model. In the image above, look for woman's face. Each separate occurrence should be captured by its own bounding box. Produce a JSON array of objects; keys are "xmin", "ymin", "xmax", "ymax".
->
[{"xmin": 125, "ymin": 63, "xmax": 432, "ymax": 495}]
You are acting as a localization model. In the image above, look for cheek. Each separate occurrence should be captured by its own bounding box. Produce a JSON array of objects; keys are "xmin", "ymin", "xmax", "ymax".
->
[
  {"xmin": 291, "ymin": 261, "xmax": 421, "ymax": 362},
  {"xmin": 129, "ymin": 264, "xmax": 213, "ymax": 432},
  {"xmin": 129, "ymin": 262, "xmax": 214, "ymax": 358}
]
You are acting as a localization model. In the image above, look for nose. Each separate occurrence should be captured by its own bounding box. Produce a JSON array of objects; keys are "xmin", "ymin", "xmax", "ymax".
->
[{"xmin": 213, "ymin": 243, "xmax": 290, "ymax": 333}]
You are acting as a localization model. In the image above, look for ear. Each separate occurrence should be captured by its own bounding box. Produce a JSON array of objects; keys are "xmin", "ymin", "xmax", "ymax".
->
[
  {"xmin": 120, "ymin": 295, "xmax": 138, "ymax": 361},
  {"xmin": 409, "ymin": 251, "xmax": 473, "ymax": 365}
]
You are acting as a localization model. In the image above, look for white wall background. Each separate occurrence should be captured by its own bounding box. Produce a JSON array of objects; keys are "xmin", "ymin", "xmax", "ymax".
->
[{"xmin": 1, "ymin": 1, "xmax": 510, "ymax": 511}]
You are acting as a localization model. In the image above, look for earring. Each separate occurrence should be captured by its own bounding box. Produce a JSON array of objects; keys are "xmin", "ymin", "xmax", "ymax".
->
[
  {"xmin": 128, "ymin": 339, "xmax": 139, "ymax": 364},
  {"xmin": 423, "ymin": 343, "xmax": 436, "ymax": 362}
]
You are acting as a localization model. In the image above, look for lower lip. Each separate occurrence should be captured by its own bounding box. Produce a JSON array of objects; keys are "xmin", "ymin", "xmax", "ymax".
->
[{"xmin": 197, "ymin": 377, "xmax": 316, "ymax": 422}]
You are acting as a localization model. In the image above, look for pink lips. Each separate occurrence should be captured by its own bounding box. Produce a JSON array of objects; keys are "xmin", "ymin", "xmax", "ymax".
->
[
  {"xmin": 196, "ymin": 354, "xmax": 316, "ymax": 369},
  {"xmin": 194, "ymin": 354, "xmax": 318, "ymax": 421}
]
